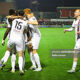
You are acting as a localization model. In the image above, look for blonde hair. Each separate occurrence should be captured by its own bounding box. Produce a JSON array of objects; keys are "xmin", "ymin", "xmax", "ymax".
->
[
  {"xmin": 75, "ymin": 9, "xmax": 80, "ymax": 12},
  {"xmin": 24, "ymin": 8, "xmax": 31, "ymax": 14}
]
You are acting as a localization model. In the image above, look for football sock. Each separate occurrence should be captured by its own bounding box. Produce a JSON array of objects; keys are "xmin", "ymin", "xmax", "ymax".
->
[
  {"xmin": 11, "ymin": 54, "xmax": 16, "ymax": 70},
  {"xmin": 18, "ymin": 57, "xmax": 23, "ymax": 71},
  {"xmin": 1, "ymin": 50, "xmax": 10, "ymax": 64},
  {"xmin": 72, "ymin": 61, "xmax": 77, "ymax": 70},
  {"xmin": 30, "ymin": 52, "xmax": 36, "ymax": 67},
  {"xmin": 33, "ymin": 53, "xmax": 41, "ymax": 68}
]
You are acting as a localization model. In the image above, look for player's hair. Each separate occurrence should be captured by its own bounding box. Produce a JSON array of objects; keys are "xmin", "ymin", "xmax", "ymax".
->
[
  {"xmin": 18, "ymin": 10, "xmax": 24, "ymax": 16},
  {"xmin": 9, "ymin": 9, "xmax": 15, "ymax": 15},
  {"xmin": 15, "ymin": 10, "xmax": 19, "ymax": 16},
  {"xmin": 75, "ymin": 9, "xmax": 80, "ymax": 12},
  {"xmin": 24, "ymin": 8, "xmax": 31, "ymax": 14}
]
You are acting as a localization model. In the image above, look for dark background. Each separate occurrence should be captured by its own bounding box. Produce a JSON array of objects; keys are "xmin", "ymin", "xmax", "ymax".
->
[{"xmin": 15, "ymin": 0, "xmax": 80, "ymax": 12}]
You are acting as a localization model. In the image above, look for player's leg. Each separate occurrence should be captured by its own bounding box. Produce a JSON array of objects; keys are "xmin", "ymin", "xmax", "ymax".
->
[
  {"xmin": 11, "ymin": 53, "xmax": 16, "ymax": 73},
  {"xmin": 67, "ymin": 50, "xmax": 78, "ymax": 73},
  {"xmin": 68, "ymin": 39, "xmax": 80, "ymax": 73},
  {"xmin": 0, "ymin": 47, "xmax": 11, "ymax": 70},
  {"xmin": 1, "ymin": 47, "xmax": 11, "ymax": 63},
  {"xmin": 23, "ymin": 51, "xmax": 25, "ymax": 70},
  {"xmin": 18, "ymin": 51, "xmax": 24, "ymax": 74},
  {"xmin": 0, "ymin": 40, "xmax": 13, "ymax": 66},
  {"xmin": 32, "ymin": 36, "xmax": 42, "ymax": 71},
  {"xmin": 16, "ymin": 40, "xmax": 25, "ymax": 74},
  {"xmin": 32, "ymin": 49, "xmax": 42, "ymax": 71},
  {"xmin": 28, "ymin": 43, "xmax": 36, "ymax": 70},
  {"xmin": 72, "ymin": 50, "xmax": 78, "ymax": 70},
  {"xmin": 22, "ymin": 41, "xmax": 27, "ymax": 71}
]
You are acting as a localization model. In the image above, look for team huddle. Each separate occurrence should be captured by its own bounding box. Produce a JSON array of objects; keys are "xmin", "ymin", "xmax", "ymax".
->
[
  {"xmin": 0, "ymin": 8, "xmax": 80, "ymax": 75},
  {"xmin": 0, "ymin": 8, "xmax": 42, "ymax": 75}
]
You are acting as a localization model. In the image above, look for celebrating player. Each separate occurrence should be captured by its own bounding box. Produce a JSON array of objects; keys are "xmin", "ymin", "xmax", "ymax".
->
[
  {"xmin": 24, "ymin": 8, "xmax": 42, "ymax": 71},
  {"xmin": 0, "ymin": 9, "xmax": 17, "ymax": 71},
  {"xmin": 64, "ymin": 9, "xmax": 80, "ymax": 73},
  {"xmin": 1, "ymin": 10, "xmax": 28, "ymax": 74}
]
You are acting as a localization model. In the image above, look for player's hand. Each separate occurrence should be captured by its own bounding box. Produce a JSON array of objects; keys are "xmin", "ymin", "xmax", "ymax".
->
[
  {"xmin": 2, "ymin": 40, "xmax": 5, "ymax": 46},
  {"xmin": 64, "ymin": 29, "xmax": 67, "ymax": 33}
]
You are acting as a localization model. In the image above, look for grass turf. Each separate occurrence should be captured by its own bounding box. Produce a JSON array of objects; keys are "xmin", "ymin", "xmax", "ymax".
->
[{"xmin": 0, "ymin": 28, "xmax": 80, "ymax": 80}]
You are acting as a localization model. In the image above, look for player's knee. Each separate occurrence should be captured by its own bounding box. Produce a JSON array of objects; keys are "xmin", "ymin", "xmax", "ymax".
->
[
  {"xmin": 18, "ymin": 51, "xmax": 23, "ymax": 57},
  {"xmin": 32, "ymin": 50, "xmax": 37, "ymax": 54},
  {"xmin": 74, "ymin": 58, "xmax": 78, "ymax": 62},
  {"xmin": 29, "ymin": 43, "xmax": 32, "ymax": 49},
  {"xmin": 28, "ymin": 43, "xmax": 33, "ymax": 52},
  {"xmin": 7, "ymin": 47, "xmax": 12, "ymax": 52},
  {"xmin": 18, "ymin": 53, "xmax": 23, "ymax": 57}
]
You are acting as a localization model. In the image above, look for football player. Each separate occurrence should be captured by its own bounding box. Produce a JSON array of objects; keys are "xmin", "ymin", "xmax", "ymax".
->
[
  {"xmin": 24, "ymin": 8, "xmax": 42, "ymax": 71},
  {"xmin": 0, "ymin": 9, "xmax": 17, "ymax": 72},
  {"xmin": 2, "ymin": 10, "xmax": 28, "ymax": 74},
  {"xmin": 64, "ymin": 9, "xmax": 80, "ymax": 73}
]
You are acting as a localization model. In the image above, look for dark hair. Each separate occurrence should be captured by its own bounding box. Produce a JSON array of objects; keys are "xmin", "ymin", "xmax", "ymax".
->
[
  {"xmin": 9, "ymin": 9, "xmax": 15, "ymax": 15},
  {"xmin": 18, "ymin": 10, "xmax": 24, "ymax": 16},
  {"xmin": 15, "ymin": 10, "xmax": 19, "ymax": 16}
]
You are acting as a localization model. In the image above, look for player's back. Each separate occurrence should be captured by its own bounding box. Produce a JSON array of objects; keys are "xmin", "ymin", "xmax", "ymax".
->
[{"xmin": 10, "ymin": 18, "xmax": 27, "ymax": 42}]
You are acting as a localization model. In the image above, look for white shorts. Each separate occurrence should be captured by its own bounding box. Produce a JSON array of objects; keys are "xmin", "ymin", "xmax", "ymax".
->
[
  {"xmin": 31, "ymin": 33, "xmax": 41, "ymax": 49},
  {"xmin": 7, "ymin": 39, "xmax": 24, "ymax": 52},
  {"xmin": 74, "ymin": 39, "xmax": 80, "ymax": 50}
]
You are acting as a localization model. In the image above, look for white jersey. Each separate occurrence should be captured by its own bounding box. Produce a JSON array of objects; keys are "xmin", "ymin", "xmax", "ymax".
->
[
  {"xmin": 6, "ymin": 19, "xmax": 11, "ymax": 40},
  {"xmin": 7, "ymin": 19, "xmax": 28, "ymax": 51},
  {"xmin": 66, "ymin": 19, "xmax": 80, "ymax": 42},
  {"xmin": 6, "ymin": 19, "xmax": 11, "ymax": 28},
  {"xmin": 28, "ymin": 16, "xmax": 41, "ymax": 49},
  {"xmin": 9, "ymin": 19, "xmax": 27, "ymax": 42},
  {"xmin": 28, "ymin": 16, "xmax": 41, "ymax": 37}
]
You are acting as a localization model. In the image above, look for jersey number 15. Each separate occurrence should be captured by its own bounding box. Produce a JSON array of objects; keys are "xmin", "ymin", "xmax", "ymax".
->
[{"xmin": 15, "ymin": 21, "xmax": 22, "ymax": 30}]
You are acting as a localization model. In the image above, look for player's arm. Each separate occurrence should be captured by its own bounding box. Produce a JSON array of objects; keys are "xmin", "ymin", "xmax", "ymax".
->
[
  {"xmin": 64, "ymin": 20, "xmax": 75, "ymax": 33},
  {"xmin": 24, "ymin": 29, "xmax": 28, "ymax": 33},
  {"xmin": 2, "ymin": 28, "xmax": 11, "ymax": 46},
  {"xmin": 26, "ymin": 20, "xmax": 38, "ymax": 25},
  {"xmin": 64, "ymin": 26, "xmax": 75, "ymax": 33},
  {"xmin": 27, "ymin": 31, "xmax": 32, "ymax": 42},
  {"xmin": 24, "ymin": 29, "xmax": 31, "ymax": 41},
  {"xmin": 6, "ymin": 15, "xmax": 18, "ymax": 19}
]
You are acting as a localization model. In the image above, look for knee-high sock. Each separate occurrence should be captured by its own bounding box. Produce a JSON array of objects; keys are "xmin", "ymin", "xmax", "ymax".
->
[
  {"xmin": 11, "ymin": 54, "xmax": 16, "ymax": 70},
  {"xmin": 30, "ymin": 52, "xmax": 36, "ymax": 67},
  {"xmin": 18, "ymin": 57, "xmax": 23, "ymax": 71},
  {"xmin": 33, "ymin": 53, "xmax": 41, "ymax": 68},
  {"xmin": 1, "ymin": 51, "xmax": 10, "ymax": 64},
  {"xmin": 72, "ymin": 61, "xmax": 77, "ymax": 70}
]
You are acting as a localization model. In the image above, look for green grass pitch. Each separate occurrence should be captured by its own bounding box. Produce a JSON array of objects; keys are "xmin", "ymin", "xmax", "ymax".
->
[{"xmin": 0, "ymin": 27, "xmax": 80, "ymax": 80}]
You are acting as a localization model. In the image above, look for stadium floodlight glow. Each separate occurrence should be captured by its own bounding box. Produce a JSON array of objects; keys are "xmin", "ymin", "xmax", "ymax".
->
[{"xmin": 31, "ymin": 0, "xmax": 39, "ymax": 5}]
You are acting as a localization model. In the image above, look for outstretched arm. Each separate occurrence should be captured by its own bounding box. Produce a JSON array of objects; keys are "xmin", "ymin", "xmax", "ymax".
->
[{"xmin": 64, "ymin": 26, "xmax": 75, "ymax": 33}]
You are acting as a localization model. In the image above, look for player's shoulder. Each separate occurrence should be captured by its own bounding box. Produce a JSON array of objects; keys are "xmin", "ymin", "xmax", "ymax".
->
[
  {"xmin": 30, "ymin": 16, "xmax": 36, "ymax": 20},
  {"xmin": 73, "ymin": 19, "xmax": 80, "ymax": 23},
  {"xmin": 13, "ymin": 18, "xmax": 24, "ymax": 22},
  {"xmin": 12, "ymin": 19, "xmax": 27, "ymax": 26}
]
